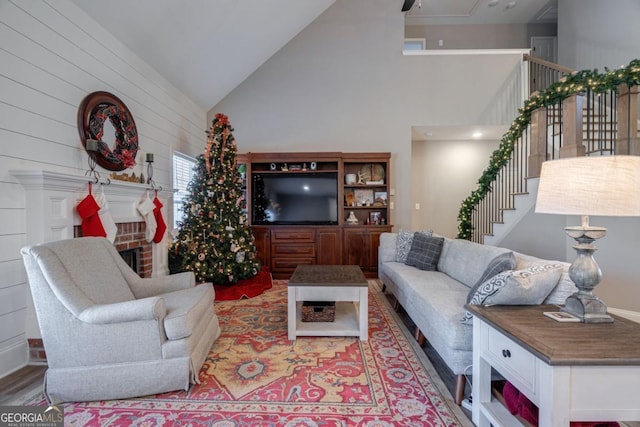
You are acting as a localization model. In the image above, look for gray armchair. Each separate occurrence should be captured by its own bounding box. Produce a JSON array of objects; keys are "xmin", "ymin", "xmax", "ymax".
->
[{"xmin": 21, "ymin": 237, "xmax": 220, "ymax": 403}]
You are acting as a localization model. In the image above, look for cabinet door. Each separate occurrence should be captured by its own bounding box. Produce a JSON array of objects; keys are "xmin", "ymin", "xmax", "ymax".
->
[
  {"xmin": 367, "ymin": 228, "xmax": 388, "ymax": 273},
  {"xmin": 250, "ymin": 226, "xmax": 270, "ymax": 267},
  {"xmin": 317, "ymin": 227, "xmax": 342, "ymax": 265},
  {"xmin": 343, "ymin": 228, "xmax": 369, "ymax": 269}
]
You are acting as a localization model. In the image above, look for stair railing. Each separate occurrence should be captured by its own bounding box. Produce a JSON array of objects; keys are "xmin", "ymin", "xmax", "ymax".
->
[
  {"xmin": 458, "ymin": 58, "xmax": 640, "ymax": 242},
  {"xmin": 525, "ymin": 53, "xmax": 574, "ymax": 95}
]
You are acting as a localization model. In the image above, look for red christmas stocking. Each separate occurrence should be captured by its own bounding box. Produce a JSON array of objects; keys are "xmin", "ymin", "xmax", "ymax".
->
[
  {"xmin": 152, "ymin": 196, "xmax": 167, "ymax": 243},
  {"xmin": 76, "ymin": 193, "xmax": 106, "ymax": 237}
]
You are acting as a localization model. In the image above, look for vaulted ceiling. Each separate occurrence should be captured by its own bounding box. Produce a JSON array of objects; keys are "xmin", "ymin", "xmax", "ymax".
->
[
  {"xmin": 73, "ymin": 0, "xmax": 556, "ymax": 112},
  {"xmin": 72, "ymin": 0, "xmax": 335, "ymax": 110}
]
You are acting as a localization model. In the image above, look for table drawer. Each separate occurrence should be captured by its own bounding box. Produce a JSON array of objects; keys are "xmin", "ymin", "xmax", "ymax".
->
[{"xmin": 485, "ymin": 324, "xmax": 536, "ymax": 391}]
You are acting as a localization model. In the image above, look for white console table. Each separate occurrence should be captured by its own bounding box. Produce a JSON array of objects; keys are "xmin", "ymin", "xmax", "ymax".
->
[{"xmin": 469, "ymin": 304, "xmax": 640, "ymax": 426}]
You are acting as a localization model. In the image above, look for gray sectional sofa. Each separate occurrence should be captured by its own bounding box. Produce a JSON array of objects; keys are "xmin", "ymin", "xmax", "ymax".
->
[{"xmin": 378, "ymin": 232, "xmax": 577, "ymax": 404}]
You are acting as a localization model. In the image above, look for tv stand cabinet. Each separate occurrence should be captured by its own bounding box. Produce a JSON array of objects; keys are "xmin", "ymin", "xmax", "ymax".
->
[{"xmin": 243, "ymin": 152, "xmax": 392, "ymax": 279}]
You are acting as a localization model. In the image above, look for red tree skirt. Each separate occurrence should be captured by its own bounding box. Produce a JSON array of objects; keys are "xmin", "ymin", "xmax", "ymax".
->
[{"xmin": 213, "ymin": 267, "xmax": 272, "ymax": 301}]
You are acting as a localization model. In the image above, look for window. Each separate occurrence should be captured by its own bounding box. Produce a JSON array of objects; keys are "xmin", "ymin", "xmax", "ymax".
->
[
  {"xmin": 172, "ymin": 152, "xmax": 196, "ymax": 230},
  {"xmin": 403, "ymin": 38, "xmax": 425, "ymax": 50}
]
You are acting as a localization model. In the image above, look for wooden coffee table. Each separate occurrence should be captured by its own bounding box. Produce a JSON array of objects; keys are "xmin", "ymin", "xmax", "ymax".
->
[{"xmin": 287, "ymin": 265, "xmax": 368, "ymax": 341}]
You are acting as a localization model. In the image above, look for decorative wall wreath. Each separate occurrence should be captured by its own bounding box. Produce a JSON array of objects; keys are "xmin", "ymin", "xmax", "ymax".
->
[{"xmin": 77, "ymin": 91, "xmax": 139, "ymax": 171}]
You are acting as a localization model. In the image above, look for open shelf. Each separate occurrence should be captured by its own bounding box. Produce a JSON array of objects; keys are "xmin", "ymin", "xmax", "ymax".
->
[{"xmin": 294, "ymin": 302, "xmax": 361, "ymax": 337}]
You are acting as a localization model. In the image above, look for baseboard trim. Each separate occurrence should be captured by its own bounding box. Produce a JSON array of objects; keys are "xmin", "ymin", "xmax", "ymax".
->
[{"xmin": 0, "ymin": 340, "xmax": 29, "ymax": 380}]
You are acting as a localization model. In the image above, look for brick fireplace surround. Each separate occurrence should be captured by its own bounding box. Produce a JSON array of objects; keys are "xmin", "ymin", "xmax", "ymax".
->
[{"xmin": 13, "ymin": 170, "xmax": 174, "ymax": 364}]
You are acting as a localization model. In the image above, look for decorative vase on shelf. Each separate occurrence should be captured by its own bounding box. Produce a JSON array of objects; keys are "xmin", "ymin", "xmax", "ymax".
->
[
  {"xmin": 347, "ymin": 211, "xmax": 359, "ymax": 224},
  {"xmin": 345, "ymin": 174, "xmax": 357, "ymax": 185}
]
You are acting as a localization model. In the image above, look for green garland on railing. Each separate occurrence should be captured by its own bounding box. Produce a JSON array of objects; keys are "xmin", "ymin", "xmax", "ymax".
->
[{"xmin": 457, "ymin": 58, "xmax": 640, "ymax": 240}]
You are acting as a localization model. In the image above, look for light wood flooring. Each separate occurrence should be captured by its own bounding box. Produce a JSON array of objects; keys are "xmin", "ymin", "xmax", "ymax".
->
[{"xmin": 0, "ymin": 364, "xmax": 46, "ymax": 405}]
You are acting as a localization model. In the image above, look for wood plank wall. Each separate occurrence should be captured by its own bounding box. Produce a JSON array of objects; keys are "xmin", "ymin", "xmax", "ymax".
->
[{"xmin": 0, "ymin": 0, "xmax": 207, "ymax": 378}]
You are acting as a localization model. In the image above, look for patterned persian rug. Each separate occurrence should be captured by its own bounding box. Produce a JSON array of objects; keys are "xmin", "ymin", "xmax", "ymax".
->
[{"xmin": 33, "ymin": 280, "xmax": 471, "ymax": 426}]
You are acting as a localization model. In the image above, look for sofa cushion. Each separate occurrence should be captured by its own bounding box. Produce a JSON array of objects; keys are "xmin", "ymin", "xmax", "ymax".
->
[
  {"xmin": 396, "ymin": 230, "xmax": 432, "ymax": 263},
  {"xmin": 466, "ymin": 252, "xmax": 516, "ymax": 303},
  {"xmin": 462, "ymin": 263, "xmax": 563, "ymax": 324},
  {"xmin": 163, "ymin": 284, "xmax": 214, "ymax": 340},
  {"xmin": 515, "ymin": 253, "xmax": 577, "ymax": 305},
  {"xmin": 438, "ymin": 239, "xmax": 511, "ymax": 288},
  {"xmin": 384, "ymin": 264, "xmax": 473, "ymax": 351},
  {"xmin": 405, "ymin": 234, "xmax": 444, "ymax": 271}
]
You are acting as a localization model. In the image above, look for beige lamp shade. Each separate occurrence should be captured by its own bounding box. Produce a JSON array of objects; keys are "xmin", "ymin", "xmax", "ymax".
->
[{"xmin": 535, "ymin": 156, "xmax": 640, "ymax": 217}]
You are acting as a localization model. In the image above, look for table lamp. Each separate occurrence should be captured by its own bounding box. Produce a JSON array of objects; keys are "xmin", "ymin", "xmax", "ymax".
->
[{"xmin": 535, "ymin": 155, "xmax": 640, "ymax": 323}]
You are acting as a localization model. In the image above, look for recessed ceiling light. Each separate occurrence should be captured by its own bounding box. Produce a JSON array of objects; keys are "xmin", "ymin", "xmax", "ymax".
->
[
  {"xmin": 505, "ymin": 1, "xmax": 516, "ymax": 10},
  {"xmin": 472, "ymin": 132, "xmax": 483, "ymax": 138}
]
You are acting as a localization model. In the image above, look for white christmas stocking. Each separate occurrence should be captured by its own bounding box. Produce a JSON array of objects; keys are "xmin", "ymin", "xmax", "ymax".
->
[
  {"xmin": 96, "ymin": 187, "xmax": 118, "ymax": 243},
  {"xmin": 137, "ymin": 196, "xmax": 157, "ymax": 243}
]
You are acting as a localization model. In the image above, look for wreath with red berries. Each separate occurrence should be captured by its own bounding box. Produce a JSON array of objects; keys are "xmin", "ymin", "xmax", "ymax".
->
[{"xmin": 77, "ymin": 91, "xmax": 139, "ymax": 171}]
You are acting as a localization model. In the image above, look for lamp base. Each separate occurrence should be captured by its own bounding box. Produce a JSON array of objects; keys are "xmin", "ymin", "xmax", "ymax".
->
[
  {"xmin": 562, "ymin": 221, "xmax": 613, "ymax": 323},
  {"xmin": 562, "ymin": 292, "xmax": 614, "ymax": 323}
]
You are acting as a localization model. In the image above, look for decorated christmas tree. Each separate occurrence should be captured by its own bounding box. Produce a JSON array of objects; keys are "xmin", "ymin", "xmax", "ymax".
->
[{"xmin": 169, "ymin": 114, "xmax": 261, "ymax": 283}]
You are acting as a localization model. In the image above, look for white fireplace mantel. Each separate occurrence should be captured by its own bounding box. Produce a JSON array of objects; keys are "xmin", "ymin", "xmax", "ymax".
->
[{"xmin": 13, "ymin": 169, "xmax": 175, "ymax": 244}]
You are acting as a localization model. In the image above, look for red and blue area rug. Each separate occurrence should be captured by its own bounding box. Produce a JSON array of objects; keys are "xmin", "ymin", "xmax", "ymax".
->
[{"xmin": 36, "ymin": 280, "xmax": 470, "ymax": 426}]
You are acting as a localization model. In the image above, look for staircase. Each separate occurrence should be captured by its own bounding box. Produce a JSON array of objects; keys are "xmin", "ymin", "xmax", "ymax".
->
[{"xmin": 459, "ymin": 56, "xmax": 640, "ymax": 244}]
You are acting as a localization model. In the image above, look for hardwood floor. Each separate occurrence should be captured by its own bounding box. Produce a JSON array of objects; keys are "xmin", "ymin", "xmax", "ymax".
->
[{"xmin": 0, "ymin": 364, "xmax": 46, "ymax": 405}]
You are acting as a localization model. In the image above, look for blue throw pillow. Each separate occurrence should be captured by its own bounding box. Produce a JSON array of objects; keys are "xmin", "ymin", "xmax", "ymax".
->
[{"xmin": 404, "ymin": 233, "xmax": 444, "ymax": 271}]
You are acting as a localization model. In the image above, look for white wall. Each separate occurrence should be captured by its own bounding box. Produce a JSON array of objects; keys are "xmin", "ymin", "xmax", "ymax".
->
[
  {"xmin": 411, "ymin": 138, "xmax": 500, "ymax": 238},
  {"xmin": 0, "ymin": 0, "xmax": 206, "ymax": 377},
  {"xmin": 558, "ymin": 0, "xmax": 640, "ymax": 71},
  {"xmin": 210, "ymin": 0, "xmax": 524, "ymax": 232}
]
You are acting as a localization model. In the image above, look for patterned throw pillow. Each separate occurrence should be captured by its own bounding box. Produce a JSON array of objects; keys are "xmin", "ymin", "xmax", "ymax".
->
[
  {"xmin": 404, "ymin": 233, "xmax": 444, "ymax": 271},
  {"xmin": 466, "ymin": 252, "xmax": 516, "ymax": 304},
  {"xmin": 395, "ymin": 230, "xmax": 433, "ymax": 263},
  {"xmin": 461, "ymin": 263, "xmax": 563, "ymax": 324}
]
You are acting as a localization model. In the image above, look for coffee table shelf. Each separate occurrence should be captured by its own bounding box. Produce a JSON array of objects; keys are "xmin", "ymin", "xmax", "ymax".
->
[
  {"xmin": 287, "ymin": 265, "xmax": 368, "ymax": 341},
  {"xmin": 293, "ymin": 301, "xmax": 362, "ymax": 337}
]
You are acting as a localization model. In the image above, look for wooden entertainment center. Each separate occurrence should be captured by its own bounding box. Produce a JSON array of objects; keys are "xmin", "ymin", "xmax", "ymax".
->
[{"xmin": 238, "ymin": 152, "xmax": 392, "ymax": 279}]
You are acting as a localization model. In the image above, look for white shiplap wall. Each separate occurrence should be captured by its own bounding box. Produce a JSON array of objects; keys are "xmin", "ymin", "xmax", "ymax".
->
[{"xmin": 0, "ymin": 0, "xmax": 207, "ymax": 378}]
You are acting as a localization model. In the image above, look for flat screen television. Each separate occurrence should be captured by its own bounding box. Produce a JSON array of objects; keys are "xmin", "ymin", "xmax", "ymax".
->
[{"xmin": 252, "ymin": 172, "xmax": 338, "ymax": 225}]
